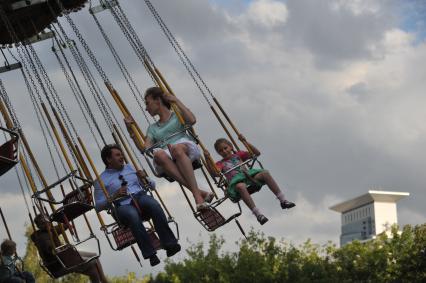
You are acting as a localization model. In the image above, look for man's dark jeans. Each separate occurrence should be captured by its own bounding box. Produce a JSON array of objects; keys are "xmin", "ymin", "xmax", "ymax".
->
[{"xmin": 115, "ymin": 193, "xmax": 177, "ymax": 258}]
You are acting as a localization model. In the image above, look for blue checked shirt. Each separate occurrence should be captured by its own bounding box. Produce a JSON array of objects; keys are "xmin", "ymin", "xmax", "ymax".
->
[{"xmin": 94, "ymin": 164, "xmax": 155, "ymax": 211}]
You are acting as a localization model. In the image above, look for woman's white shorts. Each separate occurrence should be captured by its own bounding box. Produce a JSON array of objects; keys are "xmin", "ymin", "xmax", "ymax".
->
[{"xmin": 152, "ymin": 138, "xmax": 201, "ymax": 174}]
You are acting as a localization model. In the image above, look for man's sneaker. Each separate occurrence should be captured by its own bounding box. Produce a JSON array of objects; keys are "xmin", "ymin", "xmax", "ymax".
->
[
  {"xmin": 281, "ymin": 200, "xmax": 296, "ymax": 209},
  {"xmin": 149, "ymin": 254, "xmax": 160, "ymax": 266},
  {"xmin": 256, "ymin": 214, "xmax": 269, "ymax": 225},
  {"xmin": 166, "ymin": 243, "xmax": 181, "ymax": 257}
]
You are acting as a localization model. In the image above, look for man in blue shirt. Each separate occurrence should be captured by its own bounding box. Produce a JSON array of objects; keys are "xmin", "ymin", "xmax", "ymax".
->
[{"xmin": 94, "ymin": 144, "xmax": 180, "ymax": 266}]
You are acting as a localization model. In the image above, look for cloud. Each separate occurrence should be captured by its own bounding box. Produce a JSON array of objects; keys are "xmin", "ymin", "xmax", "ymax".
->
[
  {"xmin": 282, "ymin": 0, "xmax": 397, "ymax": 68},
  {"xmin": 240, "ymin": 0, "xmax": 288, "ymax": 28}
]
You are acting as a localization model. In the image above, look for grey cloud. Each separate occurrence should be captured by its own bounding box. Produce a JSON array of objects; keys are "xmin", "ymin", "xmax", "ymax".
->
[
  {"xmin": 283, "ymin": 0, "xmax": 397, "ymax": 68},
  {"xmin": 346, "ymin": 81, "xmax": 369, "ymax": 101}
]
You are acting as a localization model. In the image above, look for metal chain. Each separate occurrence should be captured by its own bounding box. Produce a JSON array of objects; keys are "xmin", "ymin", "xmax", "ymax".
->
[
  {"xmin": 8, "ymin": 45, "xmax": 73, "ymax": 174},
  {"xmin": 66, "ymin": 18, "xmax": 145, "ymax": 164},
  {"xmin": 91, "ymin": 11, "xmax": 152, "ymax": 124},
  {"xmin": 25, "ymin": 43, "xmax": 78, "ymax": 145},
  {"xmin": 20, "ymin": 67, "xmax": 68, "ymax": 177},
  {"xmin": 73, "ymin": 41, "xmax": 117, "ymax": 130},
  {"xmin": 144, "ymin": 0, "xmax": 214, "ymax": 106},
  {"xmin": 53, "ymin": 21, "xmax": 115, "ymax": 132},
  {"xmin": 64, "ymin": 13, "xmax": 110, "ymax": 84},
  {"xmin": 112, "ymin": 1, "xmax": 153, "ymax": 64},
  {"xmin": 19, "ymin": 50, "xmax": 71, "ymax": 175},
  {"xmin": 0, "ymin": 7, "xmax": 55, "ymax": 192},
  {"xmin": 60, "ymin": 35, "xmax": 136, "ymax": 145},
  {"xmin": 100, "ymin": 0, "xmax": 157, "ymax": 85},
  {"xmin": 51, "ymin": 1, "xmax": 120, "ymax": 139},
  {"xmin": 54, "ymin": 20, "xmax": 142, "ymax": 166},
  {"xmin": 14, "ymin": 166, "xmax": 32, "ymax": 215},
  {"xmin": 0, "ymin": 80, "xmax": 20, "ymax": 128},
  {"xmin": 52, "ymin": 41, "xmax": 103, "ymax": 150},
  {"xmin": 18, "ymin": 44, "xmax": 81, "ymax": 170},
  {"xmin": 51, "ymin": 31, "xmax": 107, "ymax": 146}
]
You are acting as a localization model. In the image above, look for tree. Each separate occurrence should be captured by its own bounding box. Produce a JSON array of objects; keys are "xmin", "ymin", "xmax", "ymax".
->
[
  {"xmin": 18, "ymin": 223, "xmax": 426, "ymax": 282},
  {"xmin": 152, "ymin": 224, "xmax": 426, "ymax": 283}
]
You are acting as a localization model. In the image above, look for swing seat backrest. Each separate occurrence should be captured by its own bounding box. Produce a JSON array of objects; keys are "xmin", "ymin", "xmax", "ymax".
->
[
  {"xmin": 56, "ymin": 244, "xmax": 84, "ymax": 269},
  {"xmin": 50, "ymin": 184, "xmax": 94, "ymax": 223},
  {"xmin": 111, "ymin": 225, "xmax": 161, "ymax": 251},
  {"xmin": 42, "ymin": 244, "xmax": 84, "ymax": 278},
  {"xmin": 42, "ymin": 260, "xmax": 67, "ymax": 278},
  {"xmin": 0, "ymin": 138, "xmax": 18, "ymax": 176},
  {"xmin": 112, "ymin": 226, "xmax": 136, "ymax": 250},
  {"xmin": 50, "ymin": 202, "xmax": 93, "ymax": 223},
  {"xmin": 63, "ymin": 184, "xmax": 93, "ymax": 206}
]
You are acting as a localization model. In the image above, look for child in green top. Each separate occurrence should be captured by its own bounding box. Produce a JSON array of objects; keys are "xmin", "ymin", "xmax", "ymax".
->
[{"xmin": 205, "ymin": 136, "xmax": 295, "ymax": 225}]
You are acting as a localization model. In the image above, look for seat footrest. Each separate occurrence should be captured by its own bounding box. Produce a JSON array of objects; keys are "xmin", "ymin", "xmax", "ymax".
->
[{"xmin": 195, "ymin": 207, "xmax": 226, "ymax": 232}]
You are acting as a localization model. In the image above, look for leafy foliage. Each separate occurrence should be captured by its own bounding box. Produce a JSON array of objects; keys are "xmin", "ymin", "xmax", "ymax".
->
[
  {"xmin": 151, "ymin": 224, "xmax": 426, "ymax": 283},
  {"xmin": 18, "ymin": 223, "xmax": 426, "ymax": 282}
]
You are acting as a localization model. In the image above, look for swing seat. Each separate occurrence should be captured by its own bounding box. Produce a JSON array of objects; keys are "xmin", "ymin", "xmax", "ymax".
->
[
  {"xmin": 63, "ymin": 184, "xmax": 93, "ymax": 205},
  {"xmin": 50, "ymin": 184, "xmax": 94, "ymax": 223},
  {"xmin": 111, "ymin": 225, "xmax": 161, "ymax": 251},
  {"xmin": 0, "ymin": 137, "xmax": 18, "ymax": 176},
  {"xmin": 42, "ymin": 243, "xmax": 90, "ymax": 278},
  {"xmin": 50, "ymin": 202, "xmax": 93, "ymax": 223},
  {"xmin": 112, "ymin": 226, "xmax": 136, "ymax": 250},
  {"xmin": 195, "ymin": 207, "xmax": 226, "ymax": 232}
]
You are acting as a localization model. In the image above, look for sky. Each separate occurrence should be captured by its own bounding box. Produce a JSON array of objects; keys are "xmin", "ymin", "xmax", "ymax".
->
[{"xmin": 0, "ymin": 0, "xmax": 425, "ymax": 278}]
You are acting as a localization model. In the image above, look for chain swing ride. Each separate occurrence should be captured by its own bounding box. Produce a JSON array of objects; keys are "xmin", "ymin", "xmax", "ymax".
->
[{"xmin": 0, "ymin": 0, "xmax": 275, "ymax": 277}]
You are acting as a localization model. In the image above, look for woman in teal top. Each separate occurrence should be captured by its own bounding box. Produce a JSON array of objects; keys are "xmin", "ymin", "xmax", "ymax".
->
[{"xmin": 125, "ymin": 87, "xmax": 213, "ymax": 210}]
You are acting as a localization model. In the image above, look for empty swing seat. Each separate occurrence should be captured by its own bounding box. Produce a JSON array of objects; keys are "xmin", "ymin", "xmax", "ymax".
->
[
  {"xmin": 0, "ymin": 137, "xmax": 18, "ymax": 176},
  {"xmin": 50, "ymin": 184, "xmax": 94, "ymax": 223}
]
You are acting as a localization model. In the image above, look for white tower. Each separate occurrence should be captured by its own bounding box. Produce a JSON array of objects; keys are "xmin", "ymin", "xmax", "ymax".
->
[{"xmin": 329, "ymin": 190, "xmax": 409, "ymax": 246}]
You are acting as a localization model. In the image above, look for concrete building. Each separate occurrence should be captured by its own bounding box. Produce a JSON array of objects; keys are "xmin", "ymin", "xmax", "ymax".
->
[{"xmin": 329, "ymin": 190, "xmax": 409, "ymax": 246}]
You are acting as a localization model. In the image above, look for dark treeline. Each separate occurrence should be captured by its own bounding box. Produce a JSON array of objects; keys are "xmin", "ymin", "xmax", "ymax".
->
[{"xmin": 22, "ymin": 224, "xmax": 426, "ymax": 282}]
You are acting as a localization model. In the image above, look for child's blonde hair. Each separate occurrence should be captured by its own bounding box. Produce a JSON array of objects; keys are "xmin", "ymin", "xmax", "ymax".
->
[{"xmin": 214, "ymin": 138, "xmax": 233, "ymax": 152}]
